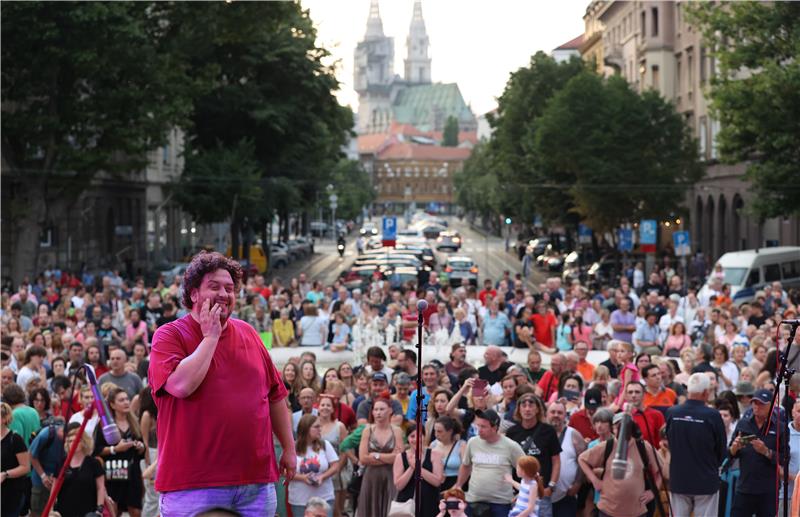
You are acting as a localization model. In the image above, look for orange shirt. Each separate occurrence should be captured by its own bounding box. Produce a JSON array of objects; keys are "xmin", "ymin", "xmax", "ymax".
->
[
  {"xmin": 643, "ymin": 387, "xmax": 677, "ymax": 409},
  {"xmin": 576, "ymin": 360, "xmax": 595, "ymax": 383}
]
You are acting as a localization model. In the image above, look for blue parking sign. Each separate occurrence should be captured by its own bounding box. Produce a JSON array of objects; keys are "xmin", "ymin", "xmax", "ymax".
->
[
  {"xmin": 382, "ymin": 216, "xmax": 397, "ymax": 240},
  {"xmin": 578, "ymin": 224, "xmax": 593, "ymax": 244},
  {"xmin": 640, "ymin": 220, "xmax": 657, "ymax": 245},
  {"xmin": 618, "ymin": 228, "xmax": 633, "ymax": 252},
  {"xmin": 673, "ymin": 231, "xmax": 691, "ymax": 256}
]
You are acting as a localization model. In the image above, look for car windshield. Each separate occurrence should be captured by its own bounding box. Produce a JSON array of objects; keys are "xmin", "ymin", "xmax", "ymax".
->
[
  {"xmin": 721, "ymin": 267, "xmax": 748, "ymax": 286},
  {"xmin": 449, "ymin": 259, "xmax": 473, "ymax": 270}
]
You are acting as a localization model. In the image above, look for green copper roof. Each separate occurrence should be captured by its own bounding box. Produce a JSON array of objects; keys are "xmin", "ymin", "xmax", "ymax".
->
[{"xmin": 392, "ymin": 83, "xmax": 474, "ymax": 132}]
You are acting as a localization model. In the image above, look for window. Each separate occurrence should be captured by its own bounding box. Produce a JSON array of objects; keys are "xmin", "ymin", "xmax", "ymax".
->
[
  {"xmin": 699, "ymin": 116, "xmax": 708, "ymax": 158},
  {"xmin": 764, "ymin": 264, "xmax": 782, "ymax": 283},
  {"xmin": 641, "ymin": 11, "xmax": 646, "ymax": 38},
  {"xmin": 651, "ymin": 65, "xmax": 659, "ymax": 89},
  {"xmin": 652, "ymin": 7, "xmax": 659, "ymax": 36},
  {"xmin": 782, "ymin": 260, "xmax": 800, "ymax": 280},
  {"xmin": 710, "ymin": 118, "xmax": 720, "ymax": 159},
  {"xmin": 687, "ymin": 48, "xmax": 694, "ymax": 91},
  {"xmin": 700, "ymin": 46, "xmax": 707, "ymax": 83},
  {"xmin": 746, "ymin": 269, "xmax": 760, "ymax": 288},
  {"xmin": 676, "ymin": 55, "xmax": 682, "ymax": 94}
]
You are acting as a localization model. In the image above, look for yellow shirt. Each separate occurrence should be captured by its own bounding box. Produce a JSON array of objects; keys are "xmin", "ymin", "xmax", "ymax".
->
[{"xmin": 272, "ymin": 319, "xmax": 295, "ymax": 347}]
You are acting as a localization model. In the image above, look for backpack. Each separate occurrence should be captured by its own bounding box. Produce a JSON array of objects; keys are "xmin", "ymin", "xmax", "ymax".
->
[{"xmin": 598, "ymin": 438, "xmax": 668, "ymax": 517}]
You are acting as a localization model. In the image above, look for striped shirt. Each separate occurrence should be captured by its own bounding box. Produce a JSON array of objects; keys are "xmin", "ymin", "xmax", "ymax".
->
[{"xmin": 509, "ymin": 478, "xmax": 538, "ymax": 517}]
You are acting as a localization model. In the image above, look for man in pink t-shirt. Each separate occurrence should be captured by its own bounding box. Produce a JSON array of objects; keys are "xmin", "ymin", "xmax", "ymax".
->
[{"xmin": 149, "ymin": 252, "xmax": 295, "ymax": 517}]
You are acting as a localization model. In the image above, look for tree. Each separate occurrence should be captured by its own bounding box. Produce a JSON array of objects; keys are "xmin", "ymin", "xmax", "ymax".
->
[
  {"xmin": 331, "ymin": 159, "xmax": 374, "ymax": 221},
  {"xmin": 687, "ymin": 2, "xmax": 800, "ymax": 218},
  {"xmin": 488, "ymin": 53, "xmax": 587, "ymax": 225},
  {"xmin": 535, "ymin": 72, "xmax": 703, "ymax": 233},
  {"xmin": 454, "ymin": 141, "xmax": 501, "ymax": 223},
  {"xmin": 442, "ymin": 116, "xmax": 459, "ymax": 146},
  {"xmin": 169, "ymin": 2, "xmax": 353, "ymax": 253},
  {"xmin": 1, "ymin": 2, "xmax": 196, "ymax": 283}
]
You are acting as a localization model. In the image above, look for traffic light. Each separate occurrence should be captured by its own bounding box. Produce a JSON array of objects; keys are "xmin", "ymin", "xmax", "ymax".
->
[{"xmin": 505, "ymin": 217, "xmax": 512, "ymax": 225}]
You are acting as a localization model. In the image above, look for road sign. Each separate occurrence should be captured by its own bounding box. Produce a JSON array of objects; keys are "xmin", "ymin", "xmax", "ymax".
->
[
  {"xmin": 640, "ymin": 219, "xmax": 657, "ymax": 253},
  {"xmin": 328, "ymin": 194, "xmax": 338, "ymax": 210},
  {"xmin": 673, "ymin": 231, "xmax": 691, "ymax": 256},
  {"xmin": 618, "ymin": 228, "xmax": 633, "ymax": 252},
  {"xmin": 578, "ymin": 224, "xmax": 593, "ymax": 244},
  {"xmin": 382, "ymin": 216, "xmax": 397, "ymax": 247}
]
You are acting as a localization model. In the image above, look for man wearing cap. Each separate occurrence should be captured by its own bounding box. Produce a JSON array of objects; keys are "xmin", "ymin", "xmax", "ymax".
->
[
  {"xmin": 569, "ymin": 388, "xmax": 603, "ymax": 441},
  {"xmin": 356, "ymin": 372, "xmax": 404, "ymax": 426},
  {"xmin": 729, "ymin": 388, "xmax": 788, "ymax": 517},
  {"xmin": 665, "ymin": 373, "xmax": 726, "ymax": 517},
  {"xmin": 455, "ymin": 408, "xmax": 524, "ymax": 517}
]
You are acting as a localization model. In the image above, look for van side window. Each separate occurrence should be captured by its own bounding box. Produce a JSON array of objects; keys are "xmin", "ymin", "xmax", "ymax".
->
[
  {"xmin": 746, "ymin": 269, "xmax": 760, "ymax": 288},
  {"xmin": 764, "ymin": 264, "xmax": 782, "ymax": 283},
  {"xmin": 782, "ymin": 260, "xmax": 800, "ymax": 280}
]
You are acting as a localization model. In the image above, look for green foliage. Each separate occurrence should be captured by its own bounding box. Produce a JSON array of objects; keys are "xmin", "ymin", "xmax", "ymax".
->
[
  {"xmin": 169, "ymin": 2, "xmax": 354, "ymax": 229},
  {"xmin": 687, "ymin": 2, "xmax": 800, "ymax": 217},
  {"xmin": 535, "ymin": 73, "xmax": 703, "ymax": 233},
  {"xmin": 488, "ymin": 53, "xmax": 587, "ymax": 224},
  {"xmin": 454, "ymin": 141, "xmax": 500, "ymax": 218},
  {"xmin": 442, "ymin": 116, "xmax": 459, "ymax": 147},
  {"xmin": 331, "ymin": 160, "xmax": 375, "ymax": 220},
  {"xmin": 1, "ymin": 1, "xmax": 194, "ymax": 194}
]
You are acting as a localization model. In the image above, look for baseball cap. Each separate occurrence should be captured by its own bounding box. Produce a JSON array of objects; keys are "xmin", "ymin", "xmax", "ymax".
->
[
  {"xmin": 371, "ymin": 372, "xmax": 388, "ymax": 383},
  {"xmin": 751, "ymin": 389, "xmax": 772, "ymax": 404},
  {"xmin": 734, "ymin": 381, "xmax": 755, "ymax": 397},
  {"xmin": 584, "ymin": 388, "xmax": 602, "ymax": 409},
  {"xmin": 475, "ymin": 409, "xmax": 501, "ymax": 427}
]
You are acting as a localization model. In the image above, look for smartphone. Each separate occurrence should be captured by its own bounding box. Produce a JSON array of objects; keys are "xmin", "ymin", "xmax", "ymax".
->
[
  {"xmin": 472, "ymin": 379, "xmax": 488, "ymax": 396},
  {"xmin": 740, "ymin": 434, "xmax": 756, "ymax": 444},
  {"xmin": 445, "ymin": 500, "xmax": 460, "ymax": 510}
]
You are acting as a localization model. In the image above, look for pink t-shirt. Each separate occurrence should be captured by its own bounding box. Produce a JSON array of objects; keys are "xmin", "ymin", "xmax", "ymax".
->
[
  {"xmin": 149, "ymin": 314, "xmax": 288, "ymax": 492},
  {"xmin": 126, "ymin": 321, "xmax": 149, "ymax": 347}
]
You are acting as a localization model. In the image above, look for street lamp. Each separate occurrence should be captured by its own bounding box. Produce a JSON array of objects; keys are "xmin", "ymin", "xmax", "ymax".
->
[{"xmin": 327, "ymin": 184, "xmax": 337, "ymax": 238}]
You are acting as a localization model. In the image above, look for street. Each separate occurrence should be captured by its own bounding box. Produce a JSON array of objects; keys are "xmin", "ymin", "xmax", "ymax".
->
[{"xmin": 269, "ymin": 217, "xmax": 548, "ymax": 291}]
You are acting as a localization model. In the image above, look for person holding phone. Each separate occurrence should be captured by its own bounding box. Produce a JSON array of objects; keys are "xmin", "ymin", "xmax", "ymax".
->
[
  {"xmin": 435, "ymin": 487, "xmax": 468, "ymax": 517},
  {"xmin": 289, "ymin": 415, "xmax": 340, "ymax": 517}
]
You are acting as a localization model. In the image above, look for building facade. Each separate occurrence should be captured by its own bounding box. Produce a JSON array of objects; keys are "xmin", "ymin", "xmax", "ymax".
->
[
  {"xmin": 354, "ymin": 0, "xmax": 476, "ymax": 135},
  {"xmin": 580, "ymin": 0, "xmax": 800, "ymax": 258}
]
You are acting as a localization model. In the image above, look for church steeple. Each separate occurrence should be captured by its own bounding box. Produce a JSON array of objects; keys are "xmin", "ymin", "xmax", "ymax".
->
[
  {"xmin": 404, "ymin": 0, "xmax": 431, "ymax": 84},
  {"xmin": 364, "ymin": 0, "xmax": 385, "ymax": 40}
]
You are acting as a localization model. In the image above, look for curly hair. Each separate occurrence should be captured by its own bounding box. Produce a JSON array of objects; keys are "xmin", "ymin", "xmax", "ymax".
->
[{"xmin": 181, "ymin": 251, "xmax": 243, "ymax": 310}]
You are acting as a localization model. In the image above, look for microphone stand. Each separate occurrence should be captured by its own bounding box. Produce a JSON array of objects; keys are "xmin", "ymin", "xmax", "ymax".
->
[
  {"xmin": 415, "ymin": 306, "xmax": 424, "ymax": 517},
  {"xmin": 762, "ymin": 321, "xmax": 798, "ymax": 517}
]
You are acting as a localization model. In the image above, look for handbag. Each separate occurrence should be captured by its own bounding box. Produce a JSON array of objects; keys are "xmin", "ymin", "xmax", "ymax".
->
[{"xmin": 387, "ymin": 499, "xmax": 414, "ymax": 517}]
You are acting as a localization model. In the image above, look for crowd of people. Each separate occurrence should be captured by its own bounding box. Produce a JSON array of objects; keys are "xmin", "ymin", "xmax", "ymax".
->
[{"xmin": 2, "ymin": 252, "xmax": 800, "ymax": 517}]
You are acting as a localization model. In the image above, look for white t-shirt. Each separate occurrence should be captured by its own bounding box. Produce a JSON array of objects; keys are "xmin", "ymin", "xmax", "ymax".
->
[
  {"xmin": 299, "ymin": 316, "xmax": 327, "ymax": 346},
  {"xmin": 15, "ymin": 366, "xmax": 39, "ymax": 391},
  {"xmin": 288, "ymin": 441, "xmax": 339, "ymax": 505},
  {"xmin": 69, "ymin": 411, "xmax": 100, "ymax": 438}
]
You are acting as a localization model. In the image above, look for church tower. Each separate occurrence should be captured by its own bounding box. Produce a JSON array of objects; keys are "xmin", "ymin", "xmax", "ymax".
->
[
  {"xmin": 404, "ymin": 0, "xmax": 431, "ymax": 84},
  {"xmin": 354, "ymin": 0, "xmax": 395, "ymax": 133}
]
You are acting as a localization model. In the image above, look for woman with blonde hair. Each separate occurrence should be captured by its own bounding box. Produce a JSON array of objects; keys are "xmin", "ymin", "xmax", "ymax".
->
[
  {"xmin": 93, "ymin": 387, "xmax": 146, "ymax": 517},
  {"xmin": 590, "ymin": 364, "xmax": 611, "ymax": 388},
  {"xmin": 56, "ymin": 422, "xmax": 107, "ymax": 517},
  {"xmin": 1, "ymin": 401, "xmax": 31, "ymax": 517}
]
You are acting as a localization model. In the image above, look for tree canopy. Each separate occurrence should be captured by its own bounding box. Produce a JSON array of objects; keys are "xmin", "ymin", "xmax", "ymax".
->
[{"xmin": 687, "ymin": 2, "xmax": 800, "ymax": 218}]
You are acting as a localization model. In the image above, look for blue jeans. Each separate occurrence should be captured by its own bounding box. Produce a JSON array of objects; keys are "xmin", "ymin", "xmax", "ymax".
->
[
  {"xmin": 465, "ymin": 502, "xmax": 511, "ymax": 517},
  {"xmin": 537, "ymin": 496, "xmax": 553, "ymax": 517},
  {"xmin": 160, "ymin": 483, "xmax": 277, "ymax": 517}
]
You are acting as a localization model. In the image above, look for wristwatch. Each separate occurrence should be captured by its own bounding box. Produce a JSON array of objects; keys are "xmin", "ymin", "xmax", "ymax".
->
[
  {"xmin": 373, "ymin": 452, "xmax": 380, "ymax": 460},
  {"xmin": 548, "ymin": 481, "xmax": 556, "ymax": 489},
  {"xmin": 110, "ymin": 446, "xmax": 116, "ymax": 455}
]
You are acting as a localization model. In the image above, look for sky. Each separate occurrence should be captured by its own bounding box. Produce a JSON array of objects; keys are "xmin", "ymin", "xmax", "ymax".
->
[{"xmin": 300, "ymin": 0, "xmax": 587, "ymax": 116}]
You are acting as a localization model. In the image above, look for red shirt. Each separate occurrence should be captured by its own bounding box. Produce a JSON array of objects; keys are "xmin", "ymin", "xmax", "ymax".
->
[
  {"xmin": 569, "ymin": 409, "xmax": 598, "ymax": 441},
  {"xmin": 537, "ymin": 370, "xmax": 560, "ymax": 401},
  {"xmin": 149, "ymin": 315, "xmax": 288, "ymax": 492},
  {"xmin": 402, "ymin": 310, "xmax": 418, "ymax": 342},
  {"xmin": 530, "ymin": 312, "xmax": 557, "ymax": 347},
  {"xmin": 632, "ymin": 407, "xmax": 665, "ymax": 449},
  {"xmin": 478, "ymin": 289, "xmax": 497, "ymax": 306}
]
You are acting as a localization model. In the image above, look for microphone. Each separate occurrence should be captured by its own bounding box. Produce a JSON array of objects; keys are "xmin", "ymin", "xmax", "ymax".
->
[
  {"xmin": 82, "ymin": 364, "xmax": 121, "ymax": 445},
  {"xmin": 416, "ymin": 299, "xmax": 428, "ymax": 311},
  {"xmin": 612, "ymin": 406, "xmax": 632, "ymax": 480},
  {"xmin": 781, "ymin": 319, "xmax": 800, "ymax": 325}
]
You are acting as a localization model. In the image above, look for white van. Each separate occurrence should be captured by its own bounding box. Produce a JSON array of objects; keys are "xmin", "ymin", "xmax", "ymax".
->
[{"xmin": 699, "ymin": 247, "xmax": 800, "ymax": 305}]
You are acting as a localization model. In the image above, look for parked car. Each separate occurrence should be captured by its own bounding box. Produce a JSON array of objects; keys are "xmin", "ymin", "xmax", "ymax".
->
[
  {"xmin": 444, "ymin": 256, "xmax": 479, "ymax": 287},
  {"xmin": 309, "ymin": 221, "xmax": 329, "ymax": 237},
  {"xmin": 284, "ymin": 240, "xmax": 306, "ymax": 259},
  {"xmin": 295, "ymin": 236, "xmax": 315, "ymax": 254},
  {"xmin": 269, "ymin": 245, "xmax": 290, "ymax": 269},
  {"xmin": 436, "ymin": 230, "xmax": 462, "ymax": 251},
  {"xmin": 421, "ymin": 225, "xmax": 445, "ymax": 239}
]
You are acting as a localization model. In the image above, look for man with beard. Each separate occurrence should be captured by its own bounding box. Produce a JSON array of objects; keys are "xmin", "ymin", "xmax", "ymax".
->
[{"xmin": 150, "ymin": 252, "xmax": 295, "ymax": 516}]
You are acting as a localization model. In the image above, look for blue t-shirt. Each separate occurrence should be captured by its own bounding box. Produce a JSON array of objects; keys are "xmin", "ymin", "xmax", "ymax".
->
[{"xmin": 29, "ymin": 426, "xmax": 64, "ymax": 487}]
